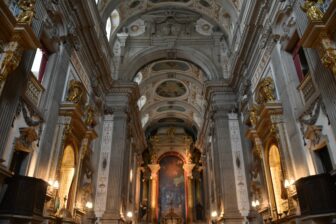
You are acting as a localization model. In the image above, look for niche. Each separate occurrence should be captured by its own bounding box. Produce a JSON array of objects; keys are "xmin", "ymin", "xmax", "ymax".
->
[{"xmin": 58, "ymin": 145, "xmax": 76, "ymax": 209}]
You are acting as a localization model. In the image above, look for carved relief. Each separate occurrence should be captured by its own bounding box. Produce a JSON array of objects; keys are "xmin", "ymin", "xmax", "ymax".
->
[{"xmin": 14, "ymin": 127, "xmax": 38, "ymax": 153}]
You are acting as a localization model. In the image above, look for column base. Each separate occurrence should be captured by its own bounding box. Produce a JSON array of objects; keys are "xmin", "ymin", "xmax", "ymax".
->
[
  {"xmin": 101, "ymin": 211, "xmax": 125, "ymax": 224},
  {"xmin": 222, "ymin": 211, "xmax": 245, "ymax": 224}
]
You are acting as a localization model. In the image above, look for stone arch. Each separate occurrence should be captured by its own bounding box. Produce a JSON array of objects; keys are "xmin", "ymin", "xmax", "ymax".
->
[
  {"xmin": 120, "ymin": 47, "xmax": 221, "ymax": 81},
  {"xmin": 101, "ymin": 0, "xmax": 238, "ymax": 38}
]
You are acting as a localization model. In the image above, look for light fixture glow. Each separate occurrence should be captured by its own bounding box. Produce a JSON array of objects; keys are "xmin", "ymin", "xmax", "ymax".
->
[
  {"xmin": 211, "ymin": 211, "xmax": 218, "ymax": 218},
  {"xmin": 53, "ymin": 180, "xmax": 59, "ymax": 189},
  {"xmin": 85, "ymin": 201, "xmax": 93, "ymax": 209},
  {"xmin": 130, "ymin": 169, "xmax": 133, "ymax": 182},
  {"xmin": 126, "ymin": 211, "xmax": 133, "ymax": 218},
  {"xmin": 48, "ymin": 180, "xmax": 59, "ymax": 189},
  {"xmin": 284, "ymin": 179, "xmax": 295, "ymax": 188}
]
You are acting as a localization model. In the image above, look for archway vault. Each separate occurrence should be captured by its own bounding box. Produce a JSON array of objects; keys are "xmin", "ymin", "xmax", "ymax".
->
[{"xmin": 135, "ymin": 59, "xmax": 207, "ymax": 137}]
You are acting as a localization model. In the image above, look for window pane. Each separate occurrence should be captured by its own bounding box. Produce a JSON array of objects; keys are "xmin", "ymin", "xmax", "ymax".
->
[
  {"xmin": 106, "ymin": 18, "xmax": 112, "ymax": 41},
  {"xmin": 31, "ymin": 48, "xmax": 43, "ymax": 78}
]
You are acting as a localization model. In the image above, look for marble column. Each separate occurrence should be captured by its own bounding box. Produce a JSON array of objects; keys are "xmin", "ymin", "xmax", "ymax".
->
[
  {"xmin": 94, "ymin": 115, "xmax": 114, "ymax": 219},
  {"xmin": 204, "ymin": 83, "xmax": 245, "ymax": 223},
  {"xmin": 228, "ymin": 113, "xmax": 250, "ymax": 220},
  {"xmin": 101, "ymin": 108, "xmax": 129, "ymax": 224},
  {"xmin": 212, "ymin": 108, "xmax": 243, "ymax": 223},
  {"xmin": 148, "ymin": 163, "xmax": 160, "ymax": 223},
  {"xmin": 98, "ymin": 81, "xmax": 143, "ymax": 223}
]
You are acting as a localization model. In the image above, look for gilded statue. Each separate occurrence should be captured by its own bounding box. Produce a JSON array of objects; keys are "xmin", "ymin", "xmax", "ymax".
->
[
  {"xmin": 256, "ymin": 77, "xmax": 276, "ymax": 104},
  {"xmin": 150, "ymin": 149, "xmax": 158, "ymax": 164},
  {"xmin": 16, "ymin": 0, "xmax": 36, "ymax": 25},
  {"xmin": 321, "ymin": 49, "xmax": 336, "ymax": 75},
  {"xmin": 185, "ymin": 148, "xmax": 192, "ymax": 164},
  {"xmin": 85, "ymin": 106, "xmax": 96, "ymax": 128},
  {"xmin": 66, "ymin": 80, "xmax": 85, "ymax": 104},
  {"xmin": 248, "ymin": 105, "xmax": 259, "ymax": 128},
  {"xmin": 0, "ymin": 42, "xmax": 23, "ymax": 83},
  {"xmin": 319, "ymin": 35, "xmax": 336, "ymax": 76},
  {"xmin": 301, "ymin": 0, "xmax": 324, "ymax": 21}
]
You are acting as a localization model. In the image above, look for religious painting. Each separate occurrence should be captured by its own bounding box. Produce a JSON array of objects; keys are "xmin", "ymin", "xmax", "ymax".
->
[
  {"xmin": 159, "ymin": 156, "xmax": 186, "ymax": 222},
  {"xmin": 156, "ymin": 80, "xmax": 187, "ymax": 98}
]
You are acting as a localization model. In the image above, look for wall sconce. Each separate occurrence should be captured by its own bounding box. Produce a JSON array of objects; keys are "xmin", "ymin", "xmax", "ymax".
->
[
  {"xmin": 85, "ymin": 201, "xmax": 93, "ymax": 209},
  {"xmin": 126, "ymin": 211, "xmax": 133, "ymax": 218}
]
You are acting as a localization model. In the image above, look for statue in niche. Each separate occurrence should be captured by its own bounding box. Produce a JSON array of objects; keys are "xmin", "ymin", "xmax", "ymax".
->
[
  {"xmin": 16, "ymin": 0, "xmax": 36, "ymax": 25},
  {"xmin": 10, "ymin": 127, "xmax": 38, "ymax": 174}
]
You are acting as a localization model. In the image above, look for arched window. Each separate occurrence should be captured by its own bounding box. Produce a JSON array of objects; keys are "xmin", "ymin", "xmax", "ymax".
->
[
  {"xmin": 105, "ymin": 17, "xmax": 112, "ymax": 41},
  {"xmin": 105, "ymin": 10, "xmax": 120, "ymax": 41},
  {"xmin": 137, "ymin": 95, "xmax": 147, "ymax": 110},
  {"xmin": 111, "ymin": 9, "xmax": 120, "ymax": 34},
  {"xmin": 133, "ymin": 72, "xmax": 143, "ymax": 84},
  {"xmin": 141, "ymin": 114, "xmax": 149, "ymax": 127}
]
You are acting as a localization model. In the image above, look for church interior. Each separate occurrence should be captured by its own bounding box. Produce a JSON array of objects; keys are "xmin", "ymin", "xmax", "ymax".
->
[{"xmin": 0, "ymin": 0, "xmax": 336, "ymax": 223}]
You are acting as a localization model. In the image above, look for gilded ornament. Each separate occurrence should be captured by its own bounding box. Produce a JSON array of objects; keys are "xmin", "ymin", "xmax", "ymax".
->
[
  {"xmin": 301, "ymin": 0, "xmax": 324, "ymax": 21},
  {"xmin": 321, "ymin": 49, "xmax": 336, "ymax": 75},
  {"xmin": 16, "ymin": 0, "xmax": 36, "ymax": 25},
  {"xmin": 318, "ymin": 33, "xmax": 336, "ymax": 76}
]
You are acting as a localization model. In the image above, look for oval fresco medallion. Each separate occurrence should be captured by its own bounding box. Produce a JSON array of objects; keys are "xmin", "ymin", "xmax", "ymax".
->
[{"xmin": 155, "ymin": 80, "xmax": 187, "ymax": 98}]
